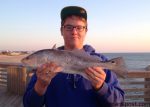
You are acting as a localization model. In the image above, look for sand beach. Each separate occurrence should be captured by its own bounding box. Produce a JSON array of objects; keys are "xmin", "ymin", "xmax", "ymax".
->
[{"xmin": 0, "ymin": 54, "xmax": 29, "ymax": 63}]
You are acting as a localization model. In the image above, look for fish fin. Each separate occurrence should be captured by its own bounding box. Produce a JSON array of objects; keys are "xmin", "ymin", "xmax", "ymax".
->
[
  {"xmin": 52, "ymin": 44, "xmax": 57, "ymax": 49},
  {"xmin": 112, "ymin": 69, "xmax": 128, "ymax": 79},
  {"xmin": 79, "ymin": 72, "xmax": 89, "ymax": 80}
]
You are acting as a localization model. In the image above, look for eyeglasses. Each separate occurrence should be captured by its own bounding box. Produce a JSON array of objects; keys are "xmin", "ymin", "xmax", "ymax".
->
[{"xmin": 62, "ymin": 25, "xmax": 87, "ymax": 32}]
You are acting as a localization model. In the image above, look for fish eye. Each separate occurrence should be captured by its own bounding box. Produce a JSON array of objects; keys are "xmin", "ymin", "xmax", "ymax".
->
[
  {"xmin": 26, "ymin": 57, "xmax": 30, "ymax": 60},
  {"xmin": 111, "ymin": 61, "xmax": 115, "ymax": 63}
]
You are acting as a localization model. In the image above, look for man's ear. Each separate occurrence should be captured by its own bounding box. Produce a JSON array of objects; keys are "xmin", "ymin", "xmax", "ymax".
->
[
  {"xmin": 85, "ymin": 28, "xmax": 88, "ymax": 33},
  {"xmin": 86, "ymin": 28, "xmax": 88, "ymax": 33}
]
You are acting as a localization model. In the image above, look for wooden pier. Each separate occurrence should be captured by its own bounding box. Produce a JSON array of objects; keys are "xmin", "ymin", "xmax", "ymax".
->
[
  {"xmin": 0, "ymin": 62, "xmax": 150, "ymax": 107},
  {"xmin": 0, "ymin": 63, "xmax": 31, "ymax": 107}
]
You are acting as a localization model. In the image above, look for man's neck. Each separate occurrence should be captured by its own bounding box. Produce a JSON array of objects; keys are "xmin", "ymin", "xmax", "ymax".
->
[{"xmin": 64, "ymin": 45, "xmax": 83, "ymax": 51}]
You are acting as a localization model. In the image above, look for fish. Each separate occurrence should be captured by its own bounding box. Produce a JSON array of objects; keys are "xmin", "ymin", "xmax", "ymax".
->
[{"xmin": 21, "ymin": 49, "xmax": 128, "ymax": 78}]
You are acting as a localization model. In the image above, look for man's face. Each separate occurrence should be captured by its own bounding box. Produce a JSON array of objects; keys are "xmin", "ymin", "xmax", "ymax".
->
[{"xmin": 61, "ymin": 16, "xmax": 87, "ymax": 50}]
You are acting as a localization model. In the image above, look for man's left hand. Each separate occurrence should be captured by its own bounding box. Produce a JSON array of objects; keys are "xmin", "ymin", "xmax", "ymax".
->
[{"xmin": 85, "ymin": 67, "xmax": 106, "ymax": 90}]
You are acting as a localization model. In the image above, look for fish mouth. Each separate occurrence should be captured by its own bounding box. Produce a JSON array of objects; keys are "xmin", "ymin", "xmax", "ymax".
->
[{"xmin": 21, "ymin": 58, "xmax": 27, "ymax": 65}]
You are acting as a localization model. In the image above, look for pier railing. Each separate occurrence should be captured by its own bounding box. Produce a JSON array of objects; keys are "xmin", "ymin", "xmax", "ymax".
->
[
  {"xmin": 0, "ymin": 63, "xmax": 150, "ymax": 103},
  {"xmin": 0, "ymin": 67, "xmax": 7, "ymax": 86},
  {"xmin": 119, "ymin": 71, "xmax": 150, "ymax": 102},
  {"xmin": 0, "ymin": 62, "xmax": 34, "ymax": 95}
]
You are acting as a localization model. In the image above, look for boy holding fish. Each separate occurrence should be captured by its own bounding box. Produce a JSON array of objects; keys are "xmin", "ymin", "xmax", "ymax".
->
[{"xmin": 23, "ymin": 6, "xmax": 124, "ymax": 107}]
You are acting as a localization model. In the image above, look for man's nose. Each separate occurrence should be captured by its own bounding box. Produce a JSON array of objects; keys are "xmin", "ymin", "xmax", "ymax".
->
[{"xmin": 72, "ymin": 27, "xmax": 78, "ymax": 33}]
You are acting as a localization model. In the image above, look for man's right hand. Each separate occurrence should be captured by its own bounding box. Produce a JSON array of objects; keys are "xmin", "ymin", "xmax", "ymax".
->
[{"xmin": 34, "ymin": 62, "xmax": 62, "ymax": 96}]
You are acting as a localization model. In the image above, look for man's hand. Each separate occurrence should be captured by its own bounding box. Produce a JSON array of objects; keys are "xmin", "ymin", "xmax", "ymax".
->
[
  {"xmin": 34, "ymin": 62, "xmax": 62, "ymax": 96},
  {"xmin": 85, "ymin": 67, "xmax": 106, "ymax": 90}
]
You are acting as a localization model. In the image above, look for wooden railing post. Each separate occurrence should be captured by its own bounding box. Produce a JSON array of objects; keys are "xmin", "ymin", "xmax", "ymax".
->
[
  {"xmin": 144, "ymin": 65, "xmax": 150, "ymax": 102},
  {"xmin": 7, "ymin": 66, "xmax": 27, "ymax": 95}
]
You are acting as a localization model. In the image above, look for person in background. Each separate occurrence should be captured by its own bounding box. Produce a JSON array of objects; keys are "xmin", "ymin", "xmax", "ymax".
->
[{"xmin": 23, "ymin": 6, "xmax": 124, "ymax": 107}]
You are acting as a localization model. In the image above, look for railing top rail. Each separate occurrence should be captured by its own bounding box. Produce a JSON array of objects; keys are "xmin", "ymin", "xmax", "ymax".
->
[
  {"xmin": 126, "ymin": 71, "xmax": 150, "ymax": 78},
  {"xmin": 0, "ymin": 62, "xmax": 23, "ymax": 68}
]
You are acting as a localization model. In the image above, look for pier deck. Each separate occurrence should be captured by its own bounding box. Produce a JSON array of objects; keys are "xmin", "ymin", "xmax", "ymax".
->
[{"xmin": 0, "ymin": 86, "xmax": 23, "ymax": 107}]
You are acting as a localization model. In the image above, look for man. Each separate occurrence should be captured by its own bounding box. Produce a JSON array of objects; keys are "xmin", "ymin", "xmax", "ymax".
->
[{"xmin": 23, "ymin": 6, "xmax": 124, "ymax": 107}]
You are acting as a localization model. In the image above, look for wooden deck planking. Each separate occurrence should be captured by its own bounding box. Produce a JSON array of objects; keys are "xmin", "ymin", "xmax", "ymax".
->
[{"xmin": 0, "ymin": 86, "xmax": 23, "ymax": 107}]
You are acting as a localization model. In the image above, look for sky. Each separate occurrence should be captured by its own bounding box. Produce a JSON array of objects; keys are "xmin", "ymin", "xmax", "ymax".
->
[{"xmin": 0, "ymin": 0, "xmax": 150, "ymax": 52}]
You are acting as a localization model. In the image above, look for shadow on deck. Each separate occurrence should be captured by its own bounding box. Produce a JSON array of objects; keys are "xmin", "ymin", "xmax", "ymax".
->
[{"xmin": 0, "ymin": 86, "xmax": 23, "ymax": 107}]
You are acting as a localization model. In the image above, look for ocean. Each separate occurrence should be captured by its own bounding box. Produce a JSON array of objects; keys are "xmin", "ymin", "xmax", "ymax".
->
[{"xmin": 103, "ymin": 53, "xmax": 150, "ymax": 70}]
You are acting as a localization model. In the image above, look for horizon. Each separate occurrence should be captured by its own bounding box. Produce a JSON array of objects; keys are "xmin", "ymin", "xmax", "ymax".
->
[
  {"xmin": 0, "ymin": 49, "xmax": 150, "ymax": 53},
  {"xmin": 0, "ymin": 0, "xmax": 150, "ymax": 52}
]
